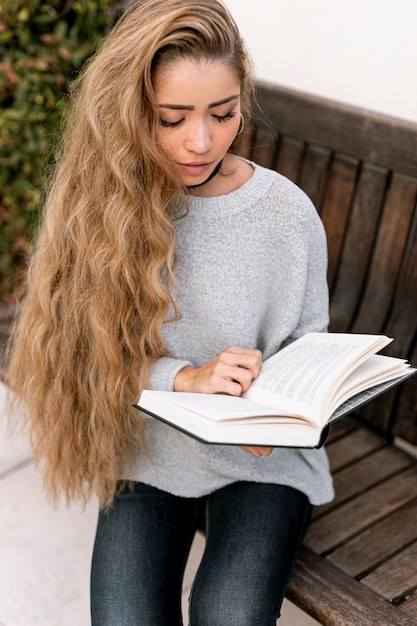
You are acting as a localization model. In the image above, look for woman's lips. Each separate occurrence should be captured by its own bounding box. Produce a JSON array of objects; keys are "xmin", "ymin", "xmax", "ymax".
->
[{"xmin": 177, "ymin": 162, "xmax": 213, "ymax": 177}]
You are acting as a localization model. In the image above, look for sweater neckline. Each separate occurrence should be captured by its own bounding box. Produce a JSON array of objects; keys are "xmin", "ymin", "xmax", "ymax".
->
[{"xmin": 185, "ymin": 160, "xmax": 275, "ymax": 218}]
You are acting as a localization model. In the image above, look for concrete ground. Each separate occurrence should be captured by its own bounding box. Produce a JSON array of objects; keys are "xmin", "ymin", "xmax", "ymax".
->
[{"xmin": 0, "ymin": 379, "xmax": 318, "ymax": 625}]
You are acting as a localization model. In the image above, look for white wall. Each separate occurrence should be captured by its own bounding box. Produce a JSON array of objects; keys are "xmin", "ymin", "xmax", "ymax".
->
[{"xmin": 224, "ymin": 0, "xmax": 417, "ymax": 122}]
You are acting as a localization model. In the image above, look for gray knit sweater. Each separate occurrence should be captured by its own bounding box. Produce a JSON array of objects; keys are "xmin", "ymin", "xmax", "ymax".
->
[{"xmin": 127, "ymin": 160, "xmax": 334, "ymax": 506}]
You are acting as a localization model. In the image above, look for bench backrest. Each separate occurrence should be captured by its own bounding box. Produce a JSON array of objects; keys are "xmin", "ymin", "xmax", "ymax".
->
[{"xmin": 240, "ymin": 82, "xmax": 417, "ymax": 445}]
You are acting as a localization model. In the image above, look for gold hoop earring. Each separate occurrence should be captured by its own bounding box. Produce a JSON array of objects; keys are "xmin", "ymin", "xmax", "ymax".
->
[{"xmin": 237, "ymin": 114, "xmax": 245, "ymax": 135}]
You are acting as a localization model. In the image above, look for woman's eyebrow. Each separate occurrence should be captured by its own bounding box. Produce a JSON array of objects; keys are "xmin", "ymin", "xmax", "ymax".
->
[{"xmin": 158, "ymin": 94, "xmax": 240, "ymax": 111}]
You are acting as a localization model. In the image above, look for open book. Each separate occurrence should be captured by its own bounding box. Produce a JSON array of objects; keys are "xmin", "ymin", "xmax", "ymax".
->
[{"xmin": 134, "ymin": 333, "xmax": 416, "ymax": 448}]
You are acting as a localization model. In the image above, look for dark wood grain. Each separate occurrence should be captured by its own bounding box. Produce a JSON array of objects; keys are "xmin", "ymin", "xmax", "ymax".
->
[
  {"xmin": 305, "ymin": 466, "xmax": 417, "ymax": 554},
  {"xmin": 329, "ymin": 163, "xmax": 388, "ymax": 332},
  {"xmin": 361, "ymin": 541, "xmax": 417, "ymax": 602},
  {"xmin": 316, "ymin": 445, "xmax": 415, "ymax": 517},
  {"xmin": 248, "ymin": 126, "xmax": 276, "ymax": 169},
  {"xmin": 273, "ymin": 135, "xmax": 304, "ymax": 182},
  {"xmin": 318, "ymin": 154, "xmax": 359, "ymax": 290},
  {"xmin": 328, "ymin": 499, "xmax": 417, "ymax": 577},
  {"xmin": 298, "ymin": 144, "xmax": 331, "ymax": 207},
  {"xmin": 325, "ymin": 426, "xmax": 386, "ymax": 472},
  {"xmin": 402, "ymin": 593, "xmax": 417, "ymax": 619},
  {"xmin": 352, "ymin": 173, "xmax": 417, "ymax": 335},
  {"xmin": 255, "ymin": 82, "xmax": 417, "ymax": 177},
  {"xmin": 288, "ymin": 547, "xmax": 417, "ymax": 626}
]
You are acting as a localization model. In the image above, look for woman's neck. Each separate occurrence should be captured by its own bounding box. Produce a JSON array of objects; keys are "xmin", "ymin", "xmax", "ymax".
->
[
  {"xmin": 186, "ymin": 159, "xmax": 223, "ymax": 190},
  {"xmin": 188, "ymin": 154, "xmax": 254, "ymax": 198}
]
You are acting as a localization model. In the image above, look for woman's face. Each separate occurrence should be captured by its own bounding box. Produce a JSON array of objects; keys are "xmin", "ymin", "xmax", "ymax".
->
[{"xmin": 154, "ymin": 57, "xmax": 241, "ymax": 187}]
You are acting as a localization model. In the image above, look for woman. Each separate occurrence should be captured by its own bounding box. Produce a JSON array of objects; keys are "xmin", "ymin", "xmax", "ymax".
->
[{"xmin": 8, "ymin": 0, "xmax": 334, "ymax": 623}]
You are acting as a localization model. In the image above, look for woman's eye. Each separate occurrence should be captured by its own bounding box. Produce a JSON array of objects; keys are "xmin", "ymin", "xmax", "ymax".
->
[
  {"xmin": 213, "ymin": 110, "xmax": 237, "ymax": 123},
  {"xmin": 159, "ymin": 111, "xmax": 237, "ymax": 127},
  {"xmin": 159, "ymin": 118, "xmax": 184, "ymax": 128}
]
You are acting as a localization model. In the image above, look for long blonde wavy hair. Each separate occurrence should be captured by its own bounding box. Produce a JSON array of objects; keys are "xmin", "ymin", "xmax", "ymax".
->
[{"xmin": 7, "ymin": 0, "xmax": 255, "ymax": 508}]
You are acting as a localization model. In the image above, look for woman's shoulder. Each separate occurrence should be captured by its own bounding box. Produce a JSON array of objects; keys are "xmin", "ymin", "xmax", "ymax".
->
[
  {"xmin": 249, "ymin": 160, "xmax": 316, "ymax": 215},
  {"xmin": 250, "ymin": 160, "xmax": 304, "ymax": 194}
]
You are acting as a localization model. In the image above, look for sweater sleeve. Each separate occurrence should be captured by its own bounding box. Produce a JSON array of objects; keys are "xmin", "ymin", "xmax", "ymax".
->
[{"xmin": 146, "ymin": 356, "xmax": 193, "ymax": 391}]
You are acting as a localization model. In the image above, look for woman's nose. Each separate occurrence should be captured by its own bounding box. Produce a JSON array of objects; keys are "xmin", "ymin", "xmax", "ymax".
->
[{"xmin": 184, "ymin": 121, "xmax": 212, "ymax": 154}]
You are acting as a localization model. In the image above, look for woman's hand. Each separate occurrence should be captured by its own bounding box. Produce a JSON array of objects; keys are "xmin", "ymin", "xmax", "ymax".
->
[
  {"xmin": 240, "ymin": 446, "xmax": 274, "ymax": 457},
  {"xmin": 174, "ymin": 346, "xmax": 262, "ymax": 395}
]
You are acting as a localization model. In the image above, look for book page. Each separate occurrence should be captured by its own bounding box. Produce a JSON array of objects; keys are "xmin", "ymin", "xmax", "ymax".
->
[
  {"xmin": 329, "ymin": 354, "xmax": 409, "ymax": 410},
  {"xmin": 168, "ymin": 392, "xmax": 283, "ymax": 421},
  {"xmin": 141, "ymin": 390, "xmax": 305, "ymax": 423},
  {"xmin": 328, "ymin": 366, "xmax": 416, "ymax": 423},
  {"xmin": 244, "ymin": 333, "xmax": 392, "ymax": 423}
]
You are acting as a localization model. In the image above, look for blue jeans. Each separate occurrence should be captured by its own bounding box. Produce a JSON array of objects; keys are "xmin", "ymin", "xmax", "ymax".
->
[{"xmin": 90, "ymin": 481, "xmax": 311, "ymax": 626}]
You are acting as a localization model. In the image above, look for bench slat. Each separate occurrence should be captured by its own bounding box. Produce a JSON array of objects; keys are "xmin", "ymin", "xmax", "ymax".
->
[
  {"xmin": 287, "ymin": 547, "xmax": 417, "ymax": 626},
  {"xmin": 352, "ymin": 173, "xmax": 417, "ymax": 334},
  {"xmin": 385, "ymin": 204, "xmax": 417, "ymax": 348},
  {"xmin": 396, "ymin": 359, "xmax": 417, "ymax": 442},
  {"xmin": 325, "ymin": 425, "xmax": 386, "ymax": 471},
  {"xmin": 361, "ymin": 541, "xmax": 417, "ymax": 602},
  {"xmin": 318, "ymin": 154, "xmax": 359, "ymax": 289},
  {"xmin": 329, "ymin": 163, "xmax": 387, "ymax": 332},
  {"xmin": 402, "ymin": 593, "xmax": 417, "ymax": 618},
  {"xmin": 274, "ymin": 135, "xmax": 304, "ymax": 182},
  {"xmin": 305, "ymin": 465, "xmax": 417, "ymax": 553},
  {"xmin": 328, "ymin": 499, "xmax": 417, "ymax": 577},
  {"xmin": 357, "ymin": 180, "xmax": 417, "ymax": 435},
  {"xmin": 317, "ymin": 445, "xmax": 415, "ymax": 517},
  {"xmin": 249, "ymin": 126, "xmax": 276, "ymax": 169},
  {"xmin": 298, "ymin": 144, "xmax": 331, "ymax": 207}
]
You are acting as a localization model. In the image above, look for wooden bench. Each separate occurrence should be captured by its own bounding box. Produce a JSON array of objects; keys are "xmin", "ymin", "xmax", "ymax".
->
[
  {"xmin": 1, "ymin": 82, "xmax": 416, "ymax": 626},
  {"xmin": 239, "ymin": 82, "xmax": 417, "ymax": 625}
]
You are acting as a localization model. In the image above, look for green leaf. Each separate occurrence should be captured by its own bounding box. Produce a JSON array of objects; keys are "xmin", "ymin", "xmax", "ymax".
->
[{"xmin": 0, "ymin": 0, "xmax": 120, "ymax": 299}]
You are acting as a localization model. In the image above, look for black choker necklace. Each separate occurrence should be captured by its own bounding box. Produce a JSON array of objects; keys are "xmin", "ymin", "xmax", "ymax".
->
[{"xmin": 186, "ymin": 159, "xmax": 223, "ymax": 189}]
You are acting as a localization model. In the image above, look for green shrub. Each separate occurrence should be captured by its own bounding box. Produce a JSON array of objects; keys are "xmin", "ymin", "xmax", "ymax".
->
[{"xmin": 0, "ymin": 0, "xmax": 120, "ymax": 302}]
